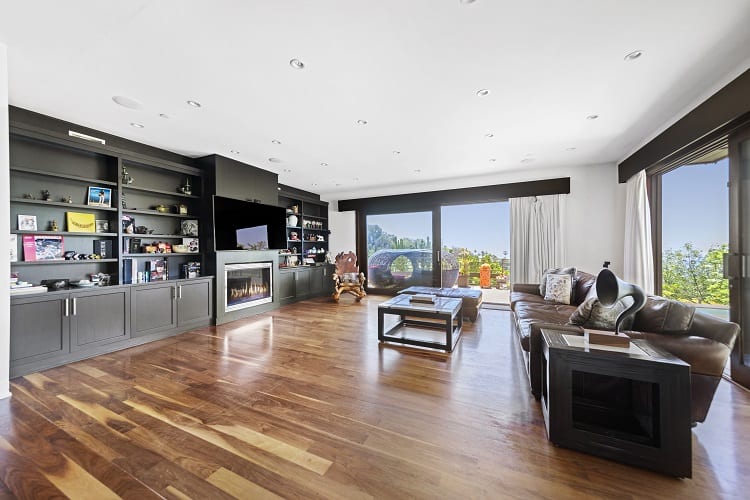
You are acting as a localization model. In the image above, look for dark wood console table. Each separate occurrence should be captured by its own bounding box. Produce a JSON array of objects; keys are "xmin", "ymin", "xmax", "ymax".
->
[{"xmin": 541, "ymin": 329, "xmax": 692, "ymax": 477}]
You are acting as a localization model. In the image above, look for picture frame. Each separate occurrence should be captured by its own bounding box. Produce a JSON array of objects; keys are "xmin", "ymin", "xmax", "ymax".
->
[
  {"xmin": 66, "ymin": 212, "xmax": 96, "ymax": 233},
  {"xmin": 95, "ymin": 219, "xmax": 110, "ymax": 233},
  {"xmin": 17, "ymin": 214, "xmax": 37, "ymax": 231},
  {"xmin": 182, "ymin": 237, "xmax": 199, "ymax": 253},
  {"xmin": 87, "ymin": 186, "xmax": 112, "ymax": 207}
]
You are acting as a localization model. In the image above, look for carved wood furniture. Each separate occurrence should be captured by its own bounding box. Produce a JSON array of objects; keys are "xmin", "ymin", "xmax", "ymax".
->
[{"xmin": 332, "ymin": 251, "xmax": 366, "ymax": 302}]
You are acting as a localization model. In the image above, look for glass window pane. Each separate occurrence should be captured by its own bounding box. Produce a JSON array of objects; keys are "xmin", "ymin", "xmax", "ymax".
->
[{"xmin": 366, "ymin": 212, "xmax": 432, "ymax": 290}]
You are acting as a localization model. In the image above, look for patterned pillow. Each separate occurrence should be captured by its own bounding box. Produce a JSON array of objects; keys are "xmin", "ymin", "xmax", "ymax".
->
[
  {"xmin": 540, "ymin": 266, "xmax": 577, "ymax": 303},
  {"xmin": 568, "ymin": 286, "xmax": 634, "ymax": 330},
  {"xmin": 544, "ymin": 274, "xmax": 573, "ymax": 304},
  {"xmin": 342, "ymin": 272, "xmax": 359, "ymax": 283}
]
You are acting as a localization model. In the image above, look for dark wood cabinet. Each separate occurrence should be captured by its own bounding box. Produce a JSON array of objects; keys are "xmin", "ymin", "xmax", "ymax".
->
[
  {"xmin": 176, "ymin": 279, "xmax": 213, "ymax": 328},
  {"xmin": 278, "ymin": 271, "xmax": 296, "ymax": 302},
  {"xmin": 131, "ymin": 282, "xmax": 177, "ymax": 337},
  {"xmin": 10, "ymin": 293, "xmax": 69, "ymax": 365},
  {"xmin": 197, "ymin": 154, "xmax": 279, "ymax": 205},
  {"xmin": 70, "ymin": 287, "xmax": 130, "ymax": 350},
  {"xmin": 279, "ymin": 265, "xmax": 334, "ymax": 304}
]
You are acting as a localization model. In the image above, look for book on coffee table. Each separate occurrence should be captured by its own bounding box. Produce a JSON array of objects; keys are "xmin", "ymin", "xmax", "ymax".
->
[{"xmin": 409, "ymin": 294, "xmax": 436, "ymax": 304}]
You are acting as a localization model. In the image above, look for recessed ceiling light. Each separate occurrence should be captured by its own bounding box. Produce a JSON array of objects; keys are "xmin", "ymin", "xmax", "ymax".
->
[
  {"xmin": 414, "ymin": 169, "xmax": 421, "ymax": 173},
  {"xmin": 484, "ymin": 133, "xmax": 494, "ymax": 138},
  {"xmin": 271, "ymin": 139, "xmax": 281, "ymax": 145},
  {"xmin": 130, "ymin": 122, "xmax": 144, "ymax": 128},
  {"xmin": 521, "ymin": 158, "xmax": 535, "ymax": 164},
  {"xmin": 186, "ymin": 100, "xmax": 202, "ymax": 108},
  {"xmin": 320, "ymin": 162, "xmax": 328, "ymax": 167},
  {"xmin": 230, "ymin": 149, "xmax": 240, "ymax": 154},
  {"xmin": 335, "ymin": 183, "xmax": 342, "ymax": 187},
  {"xmin": 112, "ymin": 95, "xmax": 143, "ymax": 110},
  {"xmin": 624, "ymin": 50, "xmax": 644, "ymax": 61},
  {"xmin": 158, "ymin": 113, "xmax": 169, "ymax": 119},
  {"xmin": 393, "ymin": 150, "xmax": 401, "ymax": 155},
  {"xmin": 357, "ymin": 119, "xmax": 368, "ymax": 125},
  {"xmin": 460, "ymin": 0, "xmax": 477, "ymax": 4},
  {"xmin": 476, "ymin": 89, "xmax": 490, "ymax": 97},
  {"xmin": 289, "ymin": 58, "xmax": 305, "ymax": 70},
  {"xmin": 312, "ymin": 182, "xmax": 318, "ymax": 187},
  {"xmin": 489, "ymin": 158, "xmax": 497, "ymax": 162},
  {"xmin": 566, "ymin": 147, "xmax": 577, "ymax": 151},
  {"xmin": 586, "ymin": 114, "xmax": 599, "ymax": 120},
  {"xmin": 268, "ymin": 157, "xmax": 282, "ymax": 163},
  {"xmin": 283, "ymin": 168, "xmax": 292, "ymax": 173}
]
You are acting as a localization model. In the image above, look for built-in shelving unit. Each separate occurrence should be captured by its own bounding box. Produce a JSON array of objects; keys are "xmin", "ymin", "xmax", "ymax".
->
[
  {"xmin": 277, "ymin": 186, "xmax": 330, "ymax": 267},
  {"xmin": 9, "ymin": 121, "xmax": 205, "ymax": 286}
]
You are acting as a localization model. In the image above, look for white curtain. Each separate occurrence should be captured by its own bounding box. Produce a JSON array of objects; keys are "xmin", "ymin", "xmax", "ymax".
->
[
  {"xmin": 623, "ymin": 170, "xmax": 654, "ymax": 293},
  {"xmin": 510, "ymin": 194, "xmax": 565, "ymax": 283}
]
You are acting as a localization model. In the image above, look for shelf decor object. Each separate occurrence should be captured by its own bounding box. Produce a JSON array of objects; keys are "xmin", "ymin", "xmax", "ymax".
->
[
  {"xmin": 588, "ymin": 269, "xmax": 647, "ymax": 347},
  {"xmin": 17, "ymin": 214, "xmax": 37, "ymax": 231},
  {"xmin": 86, "ymin": 186, "xmax": 112, "ymax": 207},
  {"xmin": 66, "ymin": 212, "xmax": 96, "ymax": 233}
]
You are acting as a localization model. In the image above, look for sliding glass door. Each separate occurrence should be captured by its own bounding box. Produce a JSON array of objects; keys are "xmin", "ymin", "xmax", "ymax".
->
[
  {"xmin": 729, "ymin": 124, "xmax": 750, "ymax": 388},
  {"xmin": 366, "ymin": 211, "xmax": 435, "ymax": 293}
]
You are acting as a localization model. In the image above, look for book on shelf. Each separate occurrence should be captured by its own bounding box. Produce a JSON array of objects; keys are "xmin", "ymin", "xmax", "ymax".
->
[
  {"xmin": 122, "ymin": 258, "xmax": 137, "ymax": 284},
  {"xmin": 10, "ymin": 234, "xmax": 17, "ymax": 262},
  {"xmin": 181, "ymin": 261, "xmax": 201, "ymax": 279},
  {"xmin": 23, "ymin": 234, "xmax": 64, "ymax": 261},
  {"xmin": 147, "ymin": 258, "xmax": 168, "ymax": 281}
]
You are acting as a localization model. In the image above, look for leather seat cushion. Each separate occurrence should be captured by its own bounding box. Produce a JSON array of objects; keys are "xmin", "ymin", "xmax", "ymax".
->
[
  {"xmin": 510, "ymin": 291, "xmax": 548, "ymax": 309},
  {"xmin": 629, "ymin": 331, "xmax": 730, "ymax": 377}
]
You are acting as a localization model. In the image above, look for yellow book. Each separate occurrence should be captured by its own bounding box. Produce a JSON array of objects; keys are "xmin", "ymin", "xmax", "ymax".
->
[{"xmin": 66, "ymin": 212, "xmax": 96, "ymax": 233}]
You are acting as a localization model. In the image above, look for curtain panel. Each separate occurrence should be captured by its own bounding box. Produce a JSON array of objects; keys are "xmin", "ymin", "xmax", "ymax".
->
[
  {"xmin": 510, "ymin": 194, "xmax": 565, "ymax": 284},
  {"xmin": 623, "ymin": 170, "xmax": 655, "ymax": 293}
]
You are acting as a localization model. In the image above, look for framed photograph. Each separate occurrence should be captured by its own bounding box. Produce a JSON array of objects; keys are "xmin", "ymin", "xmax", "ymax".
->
[
  {"xmin": 95, "ymin": 219, "xmax": 110, "ymax": 233},
  {"xmin": 183, "ymin": 237, "xmax": 199, "ymax": 253},
  {"xmin": 87, "ymin": 186, "xmax": 112, "ymax": 207},
  {"xmin": 180, "ymin": 219, "xmax": 199, "ymax": 237},
  {"xmin": 17, "ymin": 214, "xmax": 37, "ymax": 231}
]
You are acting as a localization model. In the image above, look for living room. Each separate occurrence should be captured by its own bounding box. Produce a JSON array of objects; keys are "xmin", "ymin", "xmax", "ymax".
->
[{"xmin": 1, "ymin": 1, "xmax": 750, "ymax": 498}]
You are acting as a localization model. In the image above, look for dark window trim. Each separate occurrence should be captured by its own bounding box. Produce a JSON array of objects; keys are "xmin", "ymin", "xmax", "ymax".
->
[
  {"xmin": 619, "ymin": 69, "xmax": 750, "ymax": 183},
  {"xmin": 338, "ymin": 177, "xmax": 569, "ymax": 214}
]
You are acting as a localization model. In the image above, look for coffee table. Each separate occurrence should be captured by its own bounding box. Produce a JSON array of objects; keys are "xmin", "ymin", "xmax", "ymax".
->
[
  {"xmin": 378, "ymin": 294, "xmax": 463, "ymax": 352},
  {"xmin": 541, "ymin": 329, "xmax": 691, "ymax": 477}
]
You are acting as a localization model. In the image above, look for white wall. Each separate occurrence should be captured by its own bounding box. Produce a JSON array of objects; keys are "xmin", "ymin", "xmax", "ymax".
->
[
  {"xmin": 325, "ymin": 163, "xmax": 626, "ymax": 278},
  {"xmin": 0, "ymin": 43, "xmax": 11, "ymax": 398}
]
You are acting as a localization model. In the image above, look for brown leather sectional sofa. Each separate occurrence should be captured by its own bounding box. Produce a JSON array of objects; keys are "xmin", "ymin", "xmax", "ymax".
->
[{"xmin": 510, "ymin": 271, "xmax": 740, "ymax": 423}]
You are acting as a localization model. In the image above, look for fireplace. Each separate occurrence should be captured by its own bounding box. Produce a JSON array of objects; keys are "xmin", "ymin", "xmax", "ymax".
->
[{"xmin": 225, "ymin": 262, "xmax": 273, "ymax": 312}]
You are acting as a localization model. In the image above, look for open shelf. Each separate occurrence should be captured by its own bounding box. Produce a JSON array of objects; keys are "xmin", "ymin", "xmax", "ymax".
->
[
  {"xmin": 124, "ymin": 253, "xmax": 201, "ymax": 258},
  {"xmin": 11, "ymin": 165, "xmax": 118, "ymax": 186},
  {"xmin": 122, "ymin": 209, "xmax": 196, "ymax": 219},
  {"xmin": 11, "ymin": 198, "xmax": 118, "ymax": 211},
  {"xmin": 123, "ymin": 185, "xmax": 200, "ymax": 199},
  {"xmin": 12, "ymin": 230, "xmax": 118, "ymax": 237},
  {"xmin": 12, "ymin": 259, "xmax": 118, "ymax": 266}
]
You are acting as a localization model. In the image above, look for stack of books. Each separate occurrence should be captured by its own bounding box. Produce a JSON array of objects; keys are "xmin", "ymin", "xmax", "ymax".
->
[
  {"xmin": 10, "ymin": 276, "xmax": 47, "ymax": 295},
  {"xmin": 409, "ymin": 294, "xmax": 436, "ymax": 304}
]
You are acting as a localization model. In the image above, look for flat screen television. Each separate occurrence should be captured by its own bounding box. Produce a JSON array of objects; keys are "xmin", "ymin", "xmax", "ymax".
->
[{"xmin": 213, "ymin": 195, "xmax": 287, "ymax": 251}]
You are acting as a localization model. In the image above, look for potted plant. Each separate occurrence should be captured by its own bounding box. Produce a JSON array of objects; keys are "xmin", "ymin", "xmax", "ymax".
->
[{"xmin": 457, "ymin": 249, "xmax": 471, "ymax": 288}]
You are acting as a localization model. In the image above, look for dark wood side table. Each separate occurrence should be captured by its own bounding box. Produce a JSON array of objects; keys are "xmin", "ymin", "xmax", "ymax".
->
[{"xmin": 541, "ymin": 329, "xmax": 692, "ymax": 477}]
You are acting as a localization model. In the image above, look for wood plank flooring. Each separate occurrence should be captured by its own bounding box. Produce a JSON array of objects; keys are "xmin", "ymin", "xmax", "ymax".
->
[{"xmin": 1, "ymin": 295, "xmax": 748, "ymax": 499}]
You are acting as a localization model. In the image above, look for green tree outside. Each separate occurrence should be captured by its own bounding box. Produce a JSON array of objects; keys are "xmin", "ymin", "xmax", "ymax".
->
[{"xmin": 662, "ymin": 243, "xmax": 728, "ymax": 305}]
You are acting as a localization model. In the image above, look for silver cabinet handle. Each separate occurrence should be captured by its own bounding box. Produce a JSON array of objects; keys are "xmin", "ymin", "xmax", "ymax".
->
[
  {"xmin": 64, "ymin": 298, "xmax": 69, "ymax": 317},
  {"xmin": 72, "ymin": 297, "xmax": 77, "ymax": 316},
  {"xmin": 178, "ymin": 285, "xmax": 182, "ymax": 299}
]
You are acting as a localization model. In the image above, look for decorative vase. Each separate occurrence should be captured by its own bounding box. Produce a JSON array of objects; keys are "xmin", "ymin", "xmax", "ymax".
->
[{"xmin": 287, "ymin": 214, "xmax": 298, "ymax": 227}]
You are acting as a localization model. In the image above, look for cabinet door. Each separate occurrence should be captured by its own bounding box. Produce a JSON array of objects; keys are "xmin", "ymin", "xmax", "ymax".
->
[
  {"xmin": 177, "ymin": 279, "xmax": 213, "ymax": 329},
  {"xmin": 10, "ymin": 294, "xmax": 69, "ymax": 364},
  {"xmin": 323, "ymin": 265, "xmax": 336, "ymax": 294},
  {"xmin": 131, "ymin": 282, "xmax": 177, "ymax": 337},
  {"xmin": 70, "ymin": 288, "xmax": 130, "ymax": 351},
  {"xmin": 279, "ymin": 271, "xmax": 296, "ymax": 301},
  {"xmin": 295, "ymin": 268, "xmax": 311, "ymax": 297},
  {"xmin": 309, "ymin": 267, "xmax": 324, "ymax": 295}
]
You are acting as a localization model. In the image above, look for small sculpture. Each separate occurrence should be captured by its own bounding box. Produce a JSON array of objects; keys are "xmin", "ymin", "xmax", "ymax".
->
[
  {"xmin": 178, "ymin": 177, "xmax": 192, "ymax": 195},
  {"xmin": 49, "ymin": 220, "xmax": 59, "ymax": 231},
  {"xmin": 62, "ymin": 195, "xmax": 73, "ymax": 203},
  {"xmin": 22, "ymin": 193, "xmax": 34, "ymax": 199},
  {"xmin": 121, "ymin": 166, "xmax": 134, "ymax": 185},
  {"xmin": 41, "ymin": 190, "xmax": 51, "ymax": 201}
]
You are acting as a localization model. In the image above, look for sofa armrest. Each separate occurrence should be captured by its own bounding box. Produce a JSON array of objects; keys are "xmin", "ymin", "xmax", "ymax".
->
[
  {"xmin": 511, "ymin": 283, "xmax": 541, "ymax": 295},
  {"xmin": 688, "ymin": 311, "xmax": 740, "ymax": 351}
]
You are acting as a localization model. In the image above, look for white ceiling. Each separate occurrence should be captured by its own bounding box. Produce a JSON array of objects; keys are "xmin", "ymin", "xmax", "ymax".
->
[{"xmin": 1, "ymin": 0, "xmax": 749, "ymax": 200}]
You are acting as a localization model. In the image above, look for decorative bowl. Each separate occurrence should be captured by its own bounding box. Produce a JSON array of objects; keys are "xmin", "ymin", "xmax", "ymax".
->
[{"xmin": 172, "ymin": 244, "xmax": 190, "ymax": 253}]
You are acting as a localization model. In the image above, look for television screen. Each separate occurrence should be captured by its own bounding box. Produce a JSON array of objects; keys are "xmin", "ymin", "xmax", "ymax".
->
[{"xmin": 213, "ymin": 196, "xmax": 287, "ymax": 251}]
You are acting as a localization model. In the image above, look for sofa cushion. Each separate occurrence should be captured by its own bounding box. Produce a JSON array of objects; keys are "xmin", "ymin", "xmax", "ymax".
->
[
  {"xmin": 540, "ymin": 267, "xmax": 576, "ymax": 302},
  {"xmin": 510, "ymin": 291, "xmax": 548, "ymax": 310},
  {"xmin": 514, "ymin": 300, "xmax": 578, "ymax": 324},
  {"xmin": 628, "ymin": 331, "xmax": 730, "ymax": 377},
  {"xmin": 568, "ymin": 286, "xmax": 634, "ymax": 330},
  {"xmin": 632, "ymin": 295, "xmax": 696, "ymax": 334},
  {"xmin": 572, "ymin": 271, "xmax": 597, "ymax": 306},
  {"xmin": 543, "ymin": 274, "xmax": 573, "ymax": 304}
]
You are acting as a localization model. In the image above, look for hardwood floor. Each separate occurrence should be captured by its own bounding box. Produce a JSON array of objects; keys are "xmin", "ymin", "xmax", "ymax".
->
[{"xmin": 1, "ymin": 295, "xmax": 748, "ymax": 499}]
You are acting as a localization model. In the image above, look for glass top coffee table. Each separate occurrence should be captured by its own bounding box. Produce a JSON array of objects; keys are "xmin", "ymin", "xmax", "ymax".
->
[{"xmin": 378, "ymin": 294, "xmax": 463, "ymax": 352}]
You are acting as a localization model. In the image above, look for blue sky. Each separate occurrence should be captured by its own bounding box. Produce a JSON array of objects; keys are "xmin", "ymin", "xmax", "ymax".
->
[
  {"xmin": 661, "ymin": 158, "xmax": 728, "ymax": 251},
  {"xmin": 367, "ymin": 202, "xmax": 510, "ymax": 257}
]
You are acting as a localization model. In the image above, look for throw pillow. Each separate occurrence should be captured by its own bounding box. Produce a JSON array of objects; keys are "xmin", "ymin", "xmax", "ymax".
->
[
  {"xmin": 544, "ymin": 273, "xmax": 573, "ymax": 304},
  {"xmin": 540, "ymin": 266, "xmax": 577, "ymax": 303},
  {"xmin": 568, "ymin": 285, "xmax": 634, "ymax": 330}
]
